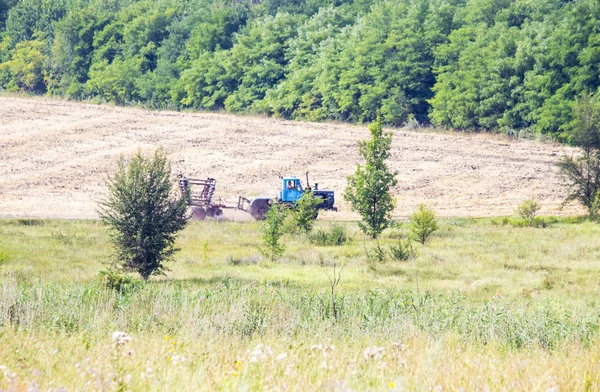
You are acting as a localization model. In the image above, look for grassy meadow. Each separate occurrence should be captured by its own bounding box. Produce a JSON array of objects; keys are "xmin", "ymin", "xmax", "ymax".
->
[{"xmin": 1, "ymin": 217, "xmax": 600, "ymax": 390}]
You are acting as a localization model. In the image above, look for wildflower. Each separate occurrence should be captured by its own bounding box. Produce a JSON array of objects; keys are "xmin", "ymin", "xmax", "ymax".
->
[
  {"xmin": 310, "ymin": 344, "xmax": 335, "ymax": 357},
  {"xmin": 276, "ymin": 353, "xmax": 288, "ymax": 362},
  {"xmin": 390, "ymin": 382, "xmax": 395, "ymax": 389},
  {"xmin": 112, "ymin": 331, "xmax": 131, "ymax": 346},
  {"xmin": 284, "ymin": 363, "xmax": 297, "ymax": 377},
  {"xmin": 320, "ymin": 360, "xmax": 333, "ymax": 370},
  {"xmin": 141, "ymin": 367, "xmax": 153, "ymax": 379},
  {"xmin": 347, "ymin": 363, "xmax": 358, "ymax": 376},
  {"xmin": 363, "ymin": 346, "xmax": 385, "ymax": 360},
  {"xmin": 171, "ymin": 355, "xmax": 186, "ymax": 365},
  {"xmin": 247, "ymin": 344, "xmax": 273, "ymax": 363}
]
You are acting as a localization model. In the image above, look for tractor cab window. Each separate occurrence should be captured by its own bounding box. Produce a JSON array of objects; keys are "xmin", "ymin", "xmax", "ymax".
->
[{"xmin": 287, "ymin": 180, "xmax": 295, "ymax": 189}]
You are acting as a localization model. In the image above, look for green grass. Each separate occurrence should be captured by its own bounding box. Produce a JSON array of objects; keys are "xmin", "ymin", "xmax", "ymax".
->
[{"xmin": 2, "ymin": 217, "xmax": 600, "ymax": 390}]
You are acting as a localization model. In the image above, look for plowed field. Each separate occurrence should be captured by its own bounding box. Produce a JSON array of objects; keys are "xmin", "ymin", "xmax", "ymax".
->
[{"xmin": 0, "ymin": 96, "xmax": 582, "ymax": 219}]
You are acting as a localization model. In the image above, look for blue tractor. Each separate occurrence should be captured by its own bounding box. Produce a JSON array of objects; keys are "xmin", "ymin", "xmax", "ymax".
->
[{"xmin": 239, "ymin": 173, "xmax": 336, "ymax": 220}]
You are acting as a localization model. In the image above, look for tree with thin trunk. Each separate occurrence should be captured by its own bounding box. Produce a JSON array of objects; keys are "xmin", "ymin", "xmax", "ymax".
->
[
  {"xmin": 557, "ymin": 95, "xmax": 600, "ymax": 216},
  {"xmin": 344, "ymin": 116, "xmax": 398, "ymax": 239},
  {"xmin": 99, "ymin": 148, "xmax": 189, "ymax": 280}
]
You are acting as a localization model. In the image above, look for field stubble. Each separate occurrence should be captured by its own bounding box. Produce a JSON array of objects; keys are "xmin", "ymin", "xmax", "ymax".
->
[{"xmin": 0, "ymin": 96, "xmax": 584, "ymax": 220}]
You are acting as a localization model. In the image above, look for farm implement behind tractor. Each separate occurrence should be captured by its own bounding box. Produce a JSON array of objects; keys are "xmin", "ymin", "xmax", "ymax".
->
[{"xmin": 178, "ymin": 172, "xmax": 337, "ymax": 221}]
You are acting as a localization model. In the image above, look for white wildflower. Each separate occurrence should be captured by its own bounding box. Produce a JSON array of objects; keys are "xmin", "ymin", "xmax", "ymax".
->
[
  {"xmin": 276, "ymin": 353, "xmax": 288, "ymax": 361},
  {"xmin": 310, "ymin": 344, "xmax": 335, "ymax": 357},
  {"xmin": 321, "ymin": 360, "xmax": 333, "ymax": 370},
  {"xmin": 284, "ymin": 363, "xmax": 297, "ymax": 377},
  {"xmin": 171, "ymin": 355, "xmax": 186, "ymax": 365},
  {"xmin": 112, "ymin": 331, "xmax": 131, "ymax": 346},
  {"xmin": 248, "ymin": 344, "xmax": 273, "ymax": 363},
  {"xmin": 363, "ymin": 346, "xmax": 385, "ymax": 360}
]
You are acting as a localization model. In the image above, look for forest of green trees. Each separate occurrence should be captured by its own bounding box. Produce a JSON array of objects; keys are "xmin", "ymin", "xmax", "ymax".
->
[{"xmin": 0, "ymin": 0, "xmax": 598, "ymax": 139}]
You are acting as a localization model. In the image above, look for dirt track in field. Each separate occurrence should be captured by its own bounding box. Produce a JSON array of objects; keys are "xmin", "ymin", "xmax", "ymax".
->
[{"xmin": 0, "ymin": 96, "xmax": 583, "ymax": 220}]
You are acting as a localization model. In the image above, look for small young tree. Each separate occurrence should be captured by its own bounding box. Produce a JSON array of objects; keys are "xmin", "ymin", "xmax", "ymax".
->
[
  {"xmin": 409, "ymin": 204, "xmax": 438, "ymax": 245},
  {"xmin": 260, "ymin": 203, "xmax": 287, "ymax": 262},
  {"xmin": 290, "ymin": 191, "xmax": 321, "ymax": 233},
  {"xmin": 99, "ymin": 148, "xmax": 189, "ymax": 280},
  {"xmin": 344, "ymin": 116, "xmax": 398, "ymax": 239},
  {"xmin": 516, "ymin": 196, "xmax": 541, "ymax": 227},
  {"xmin": 557, "ymin": 95, "xmax": 600, "ymax": 216}
]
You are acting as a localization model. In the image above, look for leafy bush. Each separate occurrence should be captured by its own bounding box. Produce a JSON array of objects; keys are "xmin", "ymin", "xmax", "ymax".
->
[
  {"xmin": 389, "ymin": 238, "xmax": 416, "ymax": 261},
  {"xmin": 409, "ymin": 204, "xmax": 438, "ymax": 245},
  {"xmin": 516, "ymin": 196, "xmax": 541, "ymax": 227},
  {"xmin": 99, "ymin": 269, "xmax": 143, "ymax": 293},
  {"xmin": 0, "ymin": 249, "xmax": 10, "ymax": 265},
  {"xmin": 557, "ymin": 96, "xmax": 600, "ymax": 216},
  {"xmin": 99, "ymin": 148, "xmax": 189, "ymax": 280},
  {"xmin": 290, "ymin": 191, "xmax": 321, "ymax": 233},
  {"xmin": 365, "ymin": 242, "xmax": 387, "ymax": 270},
  {"xmin": 308, "ymin": 224, "xmax": 350, "ymax": 246},
  {"xmin": 591, "ymin": 193, "xmax": 600, "ymax": 222},
  {"xmin": 260, "ymin": 203, "xmax": 287, "ymax": 262}
]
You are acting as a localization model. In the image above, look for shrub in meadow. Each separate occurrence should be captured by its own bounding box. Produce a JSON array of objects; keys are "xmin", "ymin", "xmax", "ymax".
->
[
  {"xmin": 408, "ymin": 204, "xmax": 438, "ymax": 245},
  {"xmin": 99, "ymin": 148, "xmax": 188, "ymax": 280}
]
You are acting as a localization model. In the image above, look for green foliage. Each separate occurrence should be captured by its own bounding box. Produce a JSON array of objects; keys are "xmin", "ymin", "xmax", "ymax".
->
[
  {"xmin": 99, "ymin": 269, "xmax": 143, "ymax": 293},
  {"xmin": 99, "ymin": 148, "xmax": 189, "ymax": 280},
  {"xmin": 290, "ymin": 191, "xmax": 320, "ymax": 233},
  {"xmin": 409, "ymin": 204, "xmax": 439, "ymax": 245},
  {"xmin": 365, "ymin": 241, "xmax": 387, "ymax": 269},
  {"xmin": 260, "ymin": 203, "xmax": 287, "ymax": 262},
  {"xmin": 0, "ymin": 0, "xmax": 599, "ymax": 134},
  {"xmin": 0, "ymin": 35, "xmax": 46, "ymax": 92},
  {"xmin": 308, "ymin": 224, "xmax": 350, "ymax": 246},
  {"xmin": 0, "ymin": 249, "xmax": 10, "ymax": 265},
  {"xmin": 389, "ymin": 238, "xmax": 416, "ymax": 261},
  {"xmin": 344, "ymin": 117, "xmax": 398, "ymax": 239},
  {"xmin": 516, "ymin": 196, "xmax": 541, "ymax": 227},
  {"xmin": 0, "ymin": 0, "xmax": 17, "ymax": 30},
  {"xmin": 557, "ymin": 96, "xmax": 600, "ymax": 215},
  {"xmin": 591, "ymin": 193, "xmax": 600, "ymax": 223}
]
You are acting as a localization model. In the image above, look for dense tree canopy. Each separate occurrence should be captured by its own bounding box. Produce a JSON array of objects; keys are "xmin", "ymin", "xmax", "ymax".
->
[{"xmin": 0, "ymin": 0, "xmax": 599, "ymax": 138}]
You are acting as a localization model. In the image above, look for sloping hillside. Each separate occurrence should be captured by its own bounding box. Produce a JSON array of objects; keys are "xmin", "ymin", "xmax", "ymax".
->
[{"xmin": 0, "ymin": 97, "xmax": 581, "ymax": 219}]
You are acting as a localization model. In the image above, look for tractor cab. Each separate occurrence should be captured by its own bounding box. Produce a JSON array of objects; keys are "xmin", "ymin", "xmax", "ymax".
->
[{"xmin": 279, "ymin": 177, "xmax": 304, "ymax": 203}]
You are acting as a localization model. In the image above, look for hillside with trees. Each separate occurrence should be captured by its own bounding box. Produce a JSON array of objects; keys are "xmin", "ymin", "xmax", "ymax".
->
[{"xmin": 0, "ymin": 0, "xmax": 599, "ymax": 140}]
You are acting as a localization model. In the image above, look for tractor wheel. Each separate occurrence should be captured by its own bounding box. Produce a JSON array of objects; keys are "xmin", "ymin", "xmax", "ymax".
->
[
  {"xmin": 206, "ymin": 207, "xmax": 215, "ymax": 218},
  {"xmin": 192, "ymin": 207, "xmax": 207, "ymax": 221},
  {"xmin": 214, "ymin": 209, "xmax": 223, "ymax": 218},
  {"xmin": 251, "ymin": 200, "xmax": 270, "ymax": 220}
]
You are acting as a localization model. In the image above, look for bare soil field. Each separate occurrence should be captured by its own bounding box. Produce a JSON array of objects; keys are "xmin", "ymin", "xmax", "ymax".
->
[{"xmin": 0, "ymin": 96, "xmax": 582, "ymax": 220}]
